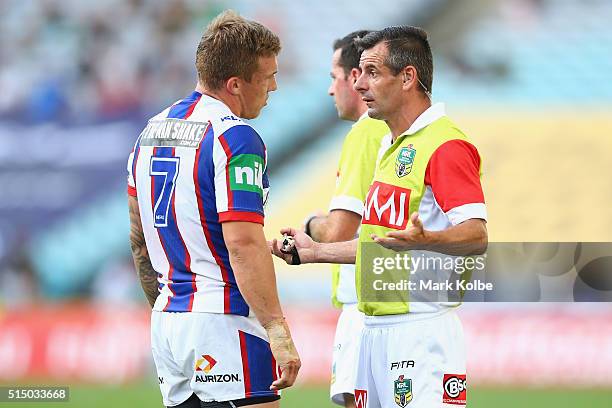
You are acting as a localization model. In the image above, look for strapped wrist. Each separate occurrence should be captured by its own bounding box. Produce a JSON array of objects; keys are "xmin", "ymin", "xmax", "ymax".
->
[{"xmin": 263, "ymin": 317, "xmax": 292, "ymax": 339}]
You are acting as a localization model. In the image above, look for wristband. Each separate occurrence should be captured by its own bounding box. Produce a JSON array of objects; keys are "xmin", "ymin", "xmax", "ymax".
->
[{"xmin": 304, "ymin": 215, "xmax": 317, "ymax": 237}]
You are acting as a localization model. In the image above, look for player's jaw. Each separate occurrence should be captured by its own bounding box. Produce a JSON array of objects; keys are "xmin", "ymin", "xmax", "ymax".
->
[
  {"xmin": 241, "ymin": 56, "xmax": 277, "ymax": 119},
  {"xmin": 333, "ymin": 82, "xmax": 361, "ymax": 121},
  {"xmin": 238, "ymin": 79, "xmax": 272, "ymax": 119}
]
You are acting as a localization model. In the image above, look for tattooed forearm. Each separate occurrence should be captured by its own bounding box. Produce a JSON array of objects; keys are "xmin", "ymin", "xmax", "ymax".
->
[{"xmin": 128, "ymin": 196, "xmax": 159, "ymax": 308}]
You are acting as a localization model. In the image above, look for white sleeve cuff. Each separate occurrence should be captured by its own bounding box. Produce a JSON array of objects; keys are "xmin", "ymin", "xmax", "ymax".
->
[
  {"xmin": 446, "ymin": 203, "xmax": 487, "ymax": 225},
  {"xmin": 328, "ymin": 195, "xmax": 364, "ymax": 215},
  {"xmin": 127, "ymin": 152, "xmax": 136, "ymax": 187}
]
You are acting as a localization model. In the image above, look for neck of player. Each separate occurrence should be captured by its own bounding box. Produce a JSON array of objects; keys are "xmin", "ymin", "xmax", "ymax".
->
[
  {"xmin": 354, "ymin": 103, "xmax": 368, "ymax": 122},
  {"xmin": 195, "ymin": 83, "xmax": 244, "ymax": 118}
]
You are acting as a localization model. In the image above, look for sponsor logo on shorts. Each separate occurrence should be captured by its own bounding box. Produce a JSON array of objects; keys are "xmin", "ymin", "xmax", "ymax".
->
[
  {"xmin": 355, "ymin": 389, "xmax": 368, "ymax": 408},
  {"xmin": 394, "ymin": 375, "xmax": 413, "ymax": 407},
  {"xmin": 391, "ymin": 360, "xmax": 415, "ymax": 370},
  {"xmin": 195, "ymin": 373, "xmax": 241, "ymax": 383},
  {"xmin": 195, "ymin": 354, "xmax": 217, "ymax": 373},
  {"xmin": 193, "ymin": 354, "xmax": 240, "ymax": 383},
  {"xmin": 158, "ymin": 376, "xmax": 164, "ymax": 384},
  {"xmin": 442, "ymin": 374, "xmax": 467, "ymax": 405}
]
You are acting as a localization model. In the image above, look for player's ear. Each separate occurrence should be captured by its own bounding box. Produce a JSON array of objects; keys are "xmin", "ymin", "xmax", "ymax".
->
[{"xmin": 226, "ymin": 77, "xmax": 241, "ymax": 96}]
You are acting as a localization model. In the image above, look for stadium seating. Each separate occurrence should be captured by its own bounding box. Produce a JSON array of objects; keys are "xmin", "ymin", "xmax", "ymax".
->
[{"xmin": 1, "ymin": 0, "xmax": 612, "ymax": 300}]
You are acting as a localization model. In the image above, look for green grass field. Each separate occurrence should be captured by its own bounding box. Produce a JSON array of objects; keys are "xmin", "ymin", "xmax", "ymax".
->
[{"xmin": 2, "ymin": 383, "xmax": 611, "ymax": 407}]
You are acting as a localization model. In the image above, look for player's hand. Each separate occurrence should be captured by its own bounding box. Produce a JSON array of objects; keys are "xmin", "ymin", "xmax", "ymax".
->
[
  {"xmin": 264, "ymin": 318, "xmax": 301, "ymax": 391},
  {"xmin": 268, "ymin": 228, "xmax": 318, "ymax": 264},
  {"xmin": 371, "ymin": 212, "xmax": 429, "ymax": 251}
]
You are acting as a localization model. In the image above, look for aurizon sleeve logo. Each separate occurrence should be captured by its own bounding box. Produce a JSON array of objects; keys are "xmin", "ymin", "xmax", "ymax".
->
[{"xmin": 362, "ymin": 181, "xmax": 411, "ymax": 230}]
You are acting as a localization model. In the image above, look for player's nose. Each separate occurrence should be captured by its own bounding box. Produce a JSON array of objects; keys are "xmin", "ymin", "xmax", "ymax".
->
[
  {"xmin": 354, "ymin": 72, "xmax": 367, "ymax": 93},
  {"xmin": 269, "ymin": 78, "xmax": 278, "ymax": 92}
]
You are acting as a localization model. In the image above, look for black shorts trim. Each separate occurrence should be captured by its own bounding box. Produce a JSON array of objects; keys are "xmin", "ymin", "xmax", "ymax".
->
[
  {"xmin": 172, "ymin": 393, "xmax": 280, "ymax": 408},
  {"xmin": 210, "ymin": 395, "xmax": 280, "ymax": 407}
]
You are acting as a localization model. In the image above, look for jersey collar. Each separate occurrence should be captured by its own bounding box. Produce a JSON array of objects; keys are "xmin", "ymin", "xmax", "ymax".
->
[
  {"xmin": 353, "ymin": 110, "xmax": 370, "ymax": 127},
  {"xmin": 401, "ymin": 102, "xmax": 446, "ymax": 136},
  {"xmin": 200, "ymin": 93, "xmax": 229, "ymax": 110}
]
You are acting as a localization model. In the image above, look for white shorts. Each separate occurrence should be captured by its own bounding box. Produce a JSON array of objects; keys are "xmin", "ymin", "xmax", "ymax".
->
[
  {"xmin": 151, "ymin": 311, "xmax": 280, "ymax": 407},
  {"xmin": 355, "ymin": 309, "xmax": 466, "ymax": 408},
  {"xmin": 330, "ymin": 303, "xmax": 365, "ymax": 405}
]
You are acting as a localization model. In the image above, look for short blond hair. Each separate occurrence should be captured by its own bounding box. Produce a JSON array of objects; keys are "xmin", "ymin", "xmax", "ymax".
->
[{"xmin": 196, "ymin": 10, "xmax": 281, "ymax": 90}]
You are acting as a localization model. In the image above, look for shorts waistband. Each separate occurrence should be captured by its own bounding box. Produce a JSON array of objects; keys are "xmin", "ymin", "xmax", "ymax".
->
[
  {"xmin": 341, "ymin": 302, "xmax": 359, "ymax": 311},
  {"xmin": 364, "ymin": 308, "xmax": 452, "ymax": 327}
]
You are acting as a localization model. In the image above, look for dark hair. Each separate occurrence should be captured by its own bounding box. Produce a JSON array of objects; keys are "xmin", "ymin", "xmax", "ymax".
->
[
  {"xmin": 333, "ymin": 30, "xmax": 372, "ymax": 77},
  {"xmin": 196, "ymin": 10, "xmax": 281, "ymax": 90},
  {"xmin": 355, "ymin": 26, "xmax": 433, "ymax": 95}
]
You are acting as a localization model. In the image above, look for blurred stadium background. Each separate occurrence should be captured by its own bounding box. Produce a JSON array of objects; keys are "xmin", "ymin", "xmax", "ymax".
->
[{"xmin": 1, "ymin": 0, "xmax": 612, "ymax": 406}]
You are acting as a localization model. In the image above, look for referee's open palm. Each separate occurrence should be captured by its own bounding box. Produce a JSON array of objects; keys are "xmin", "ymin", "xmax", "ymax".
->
[{"xmin": 372, "ymin": 212, "xmax": 427, "ymax": 251}]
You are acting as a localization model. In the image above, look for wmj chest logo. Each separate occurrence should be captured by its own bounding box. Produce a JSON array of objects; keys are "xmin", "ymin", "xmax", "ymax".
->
[{"xmin": 363, "ymin": 181, "xmax": 411, "ymax": 230}]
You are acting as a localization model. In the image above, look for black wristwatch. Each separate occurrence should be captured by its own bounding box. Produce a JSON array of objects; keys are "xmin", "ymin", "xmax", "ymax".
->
[{"xmin": 304, "ymin": 215, "xmax": 317, "ymax": 238}]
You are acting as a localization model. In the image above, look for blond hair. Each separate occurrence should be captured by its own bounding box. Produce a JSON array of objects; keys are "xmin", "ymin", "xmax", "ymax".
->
[{"xmin": 195, "ymin": 10, "xmax": 281, "ymax": 90}]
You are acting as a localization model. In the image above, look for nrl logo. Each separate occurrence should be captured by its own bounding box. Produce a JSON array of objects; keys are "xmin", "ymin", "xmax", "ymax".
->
[
  {"xmin": 395, "ymin": 144, "xmax": 416, "ymax": 178},
  {"xmin": 394, "ymin": 375, "xmax": 413, "ymax": 407}
]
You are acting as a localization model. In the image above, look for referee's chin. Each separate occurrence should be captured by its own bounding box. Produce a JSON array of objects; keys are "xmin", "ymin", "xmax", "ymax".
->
[{"xmin": 366, "ymin": 107, "xmax": 383, "ymax": 120}]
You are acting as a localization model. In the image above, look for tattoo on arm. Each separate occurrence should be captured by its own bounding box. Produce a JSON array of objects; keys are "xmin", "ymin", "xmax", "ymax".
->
[{"xmin": 128, "ymin": 196, "xmax": 159, "ymax": 308}]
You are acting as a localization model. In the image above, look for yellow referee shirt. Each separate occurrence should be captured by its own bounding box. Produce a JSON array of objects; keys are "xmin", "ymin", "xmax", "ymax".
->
[{"xmin": 329, "ymin": 113, "xmax": 389, "ymax": 307}]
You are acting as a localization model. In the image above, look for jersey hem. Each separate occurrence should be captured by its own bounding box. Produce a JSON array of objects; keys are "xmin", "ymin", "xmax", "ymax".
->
[{"xmin": 151, "ymin": 308, "xmax": 251, "ymax": 316}]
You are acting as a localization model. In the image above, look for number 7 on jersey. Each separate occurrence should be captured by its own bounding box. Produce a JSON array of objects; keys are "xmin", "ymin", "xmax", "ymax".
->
[{"xmin": 150, "ymin": 156, "xmax": 180, "ymax": 228}]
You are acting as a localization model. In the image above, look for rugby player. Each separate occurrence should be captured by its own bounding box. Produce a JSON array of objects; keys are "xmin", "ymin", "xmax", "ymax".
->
[
  {"xmin": 128, "ymin": 11, "xmax": 300, "ymax": 408},
  {"xmin": 271, "ymin": 26, "xmax": 487, "ymax": 407}
]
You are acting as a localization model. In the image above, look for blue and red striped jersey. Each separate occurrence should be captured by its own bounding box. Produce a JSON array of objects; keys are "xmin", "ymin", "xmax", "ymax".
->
[{"xmin": 127, "ymin": 91, "xmax": 269, "ymax": 314}]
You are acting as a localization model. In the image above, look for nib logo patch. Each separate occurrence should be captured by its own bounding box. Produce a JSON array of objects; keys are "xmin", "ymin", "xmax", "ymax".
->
[
  {"xmin": 195, "ymin": 354, "xmax": 217, "ymax": 373},
  {"xmin": 229, "ymin": 154, "xmax": 264, "ymax": 195}
]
